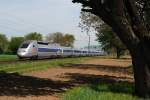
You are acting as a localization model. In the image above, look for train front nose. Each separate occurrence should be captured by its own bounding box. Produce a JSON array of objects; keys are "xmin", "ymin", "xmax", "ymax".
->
[{"xmin": 17, "ymin": 49, "xmax": 28, "ymax": 57}]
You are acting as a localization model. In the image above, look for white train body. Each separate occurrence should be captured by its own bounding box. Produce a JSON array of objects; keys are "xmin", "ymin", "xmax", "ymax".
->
[{"xmin": 17, "ymin": 40, "xmax": 104, "ymax": 59}]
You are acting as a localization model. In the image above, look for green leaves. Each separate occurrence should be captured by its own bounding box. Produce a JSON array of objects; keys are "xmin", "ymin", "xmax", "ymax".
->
[
  {"xmin": 9, "ymin": 37, "xmax": 24, "ymax": 54},
  {"xmin": 24, "ymin": 32, "xmax": 43, "ymax": 41},
  {"xmin": 46, "ymin": 32, "xmax": 75, "ymax": 47},
  {"xmin": 0, "ymin": 34, "xmax": 8, "ymax": 54},
  {"xmin": 79, "ymin": 12, "xmax": 127, "ymax": 58}
]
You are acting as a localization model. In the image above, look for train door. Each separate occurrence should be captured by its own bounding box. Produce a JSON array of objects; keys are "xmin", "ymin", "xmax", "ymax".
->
[
  {"xmin": 31, "ymin": 42, "xmax": 38, "ymax": 58},
  {"xmin": 32, "ymin": 45, "xmax": 37, "ymax": 55}
]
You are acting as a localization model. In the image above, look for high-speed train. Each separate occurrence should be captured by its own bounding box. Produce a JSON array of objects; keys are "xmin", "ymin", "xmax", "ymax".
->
[{"xmin": 17, "ymin": 40, "xmax": 103, "ymax": 59}]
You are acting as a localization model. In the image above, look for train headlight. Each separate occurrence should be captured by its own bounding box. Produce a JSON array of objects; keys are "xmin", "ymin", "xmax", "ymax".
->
[
  {"xmin": 19, "ymin": 50, "xmax": 26, "ymax": 53},
  {"xmin": 22, "ymin": 50, "xmax": 26, "ymax": 52}
]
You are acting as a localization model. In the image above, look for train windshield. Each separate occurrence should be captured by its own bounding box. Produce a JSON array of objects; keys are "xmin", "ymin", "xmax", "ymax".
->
[{"xmin": 20, "ymin": 43, "xmax": 30, "ymax": 48}]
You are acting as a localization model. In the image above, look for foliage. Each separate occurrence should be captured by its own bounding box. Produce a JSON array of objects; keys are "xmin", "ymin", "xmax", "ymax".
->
[
  {"xmin": 8, "ymin": 37, "xmax": 24, "ymax": 54},
  {"xmin": 0, "ymin": 34, "xmax": 8, "ymax": 54},
  {"xmin": 79, "ymin": 12, "xmax": 127, "ymax": 58},
  {"xmin": 63, "ymin": 34, "xmax": 75, "ymax": 47},
  {"xmin": 25, "ymin": 32, "xmax": 43, "ymax": 41},
  {"xmin": 46, "ymin": 32, "xmax": 75, "ymax": 47},
  {"xmin": 79, "ymin": 12, "xmax": 102, "ymax": 32},
  {"xmin": 96, "ymin": 24, "xmax": 127, "ymax": 58},
  {"xmin": 46, "ymin": 32, "xmax": 64, "ymax": 44}
]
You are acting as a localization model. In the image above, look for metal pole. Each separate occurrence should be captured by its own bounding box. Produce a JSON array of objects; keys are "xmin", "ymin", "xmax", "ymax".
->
[
  {"xmin": 86, "ymin": 30, "xmax": 90, "ymax": 53},
  {"xmin": 88, "ymin": 34, "xmax": 90, "ymax": 52}
]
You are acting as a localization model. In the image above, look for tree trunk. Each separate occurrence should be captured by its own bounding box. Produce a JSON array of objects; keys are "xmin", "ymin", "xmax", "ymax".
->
[
  {"xmin": 116, "ymin": 48, "xmax": 121, "ymax": 59},
  {"xmin": 72, "ymin": 0, "xmax": 150, "ymax": 97},
  {"xmin": 131, "ymin": 43, "xmax": 150, "ymax": 98}
]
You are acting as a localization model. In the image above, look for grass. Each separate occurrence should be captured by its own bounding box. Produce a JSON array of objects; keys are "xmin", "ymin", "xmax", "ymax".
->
[
  {"xmin": 0, "ymin": 54, "xmax": 17, "ymax": 61},
  {"xmin": 0, "ymin": 57, "xmax": 89, "ymax": 73},
  {"xmin": 62, "ymin": 82, "xmax": 145, "ymax": 100}
]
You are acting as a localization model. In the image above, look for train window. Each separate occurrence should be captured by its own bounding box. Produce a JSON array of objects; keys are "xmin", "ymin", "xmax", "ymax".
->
[
  {"xmin": 20, "ymin": 43, "xmax": 29, "ymax": 48},
  {"xmin": 37, "ymin": 42, "xmax": 48, "ymax": 45}
]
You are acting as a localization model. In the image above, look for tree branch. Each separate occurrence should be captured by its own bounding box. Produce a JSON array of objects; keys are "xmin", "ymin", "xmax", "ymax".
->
[
  {"xmin": 124, "ymin": 0, "xmax": 149, "ymax": 39},
  {"xmin": 72, "ymin": 0, "xmax": 140, "ymax": 50},
  {"xmin": 72, "ymin": 0, "xmax": 90, "ymax": 7}
]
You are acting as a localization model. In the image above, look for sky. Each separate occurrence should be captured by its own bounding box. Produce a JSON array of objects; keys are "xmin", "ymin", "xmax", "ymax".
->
[{"xmin": 0, "ymin": 0, "xmax": 98, "ymax": 48}]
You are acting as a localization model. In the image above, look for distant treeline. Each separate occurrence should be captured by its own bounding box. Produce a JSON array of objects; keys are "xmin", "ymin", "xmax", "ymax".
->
[{"xmin": 0, "ymin": 32, "xmax": 75, "ymax": 54}]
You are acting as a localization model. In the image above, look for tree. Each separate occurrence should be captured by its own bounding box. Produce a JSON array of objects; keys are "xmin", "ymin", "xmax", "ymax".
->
[
  {"xmin": 79, "ymin": 12, "xmax": 127, "ymax": 58},
  {"xmin": 63, "ymin": 34, "xmax": 75, "ymax": 47},
  {"xmin": 0, "ymin": 34, "xmax": 8, "ymax": 54},
  {"xmin": 73, "ymin": 0, "xmax": 150, "ymax": 97},
  {"xmin": 25, "ymin": 32, "xmax": 43, "ymax": 41},
  {"xmin": 46, "ymin": 32, "xmax": 75, "ymax": 47},
  {"xmin": 46, "ymin": 32, "xmax": 64, "ymax": 44},
  {"xmin": 96, "ymin": 24, "xmax": 127, "ymax": 58},
  {"xmin": 9, "ymin": 37, "xmax": 24, "ymax": 54}
]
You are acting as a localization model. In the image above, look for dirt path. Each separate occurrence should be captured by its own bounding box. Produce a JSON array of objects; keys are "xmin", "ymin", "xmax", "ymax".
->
[{"xmin": 0, "ymin": 58, "xmax": 133, "ymax": 100}]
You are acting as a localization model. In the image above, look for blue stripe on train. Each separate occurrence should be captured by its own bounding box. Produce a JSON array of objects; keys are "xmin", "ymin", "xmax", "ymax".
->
[
  {"xmin": 63, "ymin": 50, "xmax": 73, "ymax": 52},
  {"xmin": 38, "ymin": 48, "xmax": 61, "ymax": 52}
]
